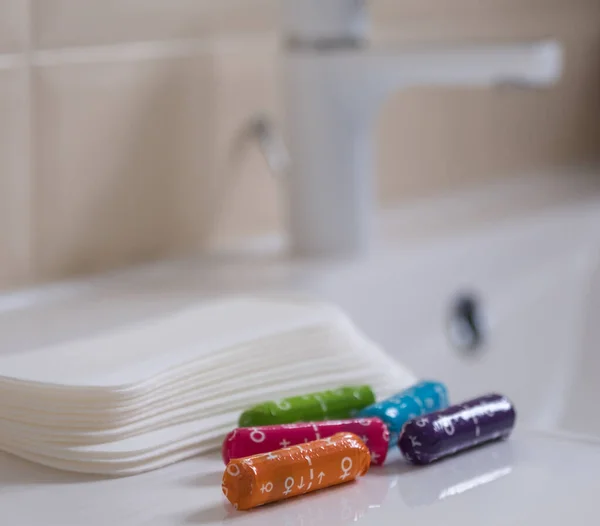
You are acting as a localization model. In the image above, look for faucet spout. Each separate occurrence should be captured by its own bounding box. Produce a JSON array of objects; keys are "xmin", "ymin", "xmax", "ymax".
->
[
  {"xmin": 282, "ymin": 40, "xmax": 563, "ymax": 257},
  {"xmin": 352, "ymin": 41, "xmax": 562, "ymax": 107}
]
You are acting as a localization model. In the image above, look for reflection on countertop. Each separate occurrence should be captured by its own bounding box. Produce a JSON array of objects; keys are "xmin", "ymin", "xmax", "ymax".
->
[
  {"xmin": 219, "ymin": 469, "xmax": 393, "ymax": 526},
  {"xmin": 393, "ymin": 440, "xmax": 514, "ymax": 508}
]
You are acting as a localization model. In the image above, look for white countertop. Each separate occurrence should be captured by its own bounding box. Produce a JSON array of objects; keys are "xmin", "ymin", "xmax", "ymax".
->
[{"xmin": 2, "ymin": 430, "xmax": 598, "ymax": 525}]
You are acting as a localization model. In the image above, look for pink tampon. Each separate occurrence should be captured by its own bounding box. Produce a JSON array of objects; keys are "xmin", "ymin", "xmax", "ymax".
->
[{"xmin": 222, "ymin": 417, "xmax": 389, "ymax": 465}]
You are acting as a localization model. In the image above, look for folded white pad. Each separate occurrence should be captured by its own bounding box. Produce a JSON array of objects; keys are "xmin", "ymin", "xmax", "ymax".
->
[{"xmin": 0, "ymin": 296, "xmax": 415, "ymax": 475}]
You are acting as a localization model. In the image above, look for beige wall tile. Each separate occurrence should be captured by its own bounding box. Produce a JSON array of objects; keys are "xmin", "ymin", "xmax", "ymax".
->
[
  {"xmin": 0, "ymin": 0, "xmax": 29, "ymax": 52},
  {"xmin": 32, "ymin": 0, "xmax": 278, "ymax": 49},
  {"xmin": 490, "ymin": 27, "xmax": 600, "ymax": 175},
  {"xmin": 0, "ymin": 67, "xmax": 31, "ymax": 289},
  {"xmin": 376, "ymin": 6, "xmax": 600, "ymax": 200},
  {"xmin": 377, "ymin": 89, "xmax": 495, "ymax": 203},
  {"xmin": 208, "ymin": 39, "xmax": 283, "ymax": 245},
  {"xmin": 372, "ymin": 0, "xmax": 598, "ymax": 20},
  {"xmin": 33, "ymin": 53, "xmax": 218, "ymax": 281}
]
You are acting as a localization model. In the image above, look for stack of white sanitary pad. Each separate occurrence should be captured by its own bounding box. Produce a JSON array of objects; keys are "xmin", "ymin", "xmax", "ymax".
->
[{"xmin": 0, "ymin": 297, "xmax": 414, "ymax": 475}]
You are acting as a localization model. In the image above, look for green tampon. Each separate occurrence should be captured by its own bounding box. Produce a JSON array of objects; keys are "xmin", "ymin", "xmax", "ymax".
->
[{"xmin": 238, "ymin": 385, "xmax": 376, "ymax": 427}]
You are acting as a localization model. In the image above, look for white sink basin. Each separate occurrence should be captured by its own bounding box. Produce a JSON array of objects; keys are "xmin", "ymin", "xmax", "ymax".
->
[
  {"xmin": 310, "ymin": 202, "xmax": 600, "ymax": 440},
  {"xmin": 2, "ymin": 172, "xmax": 600, "ymax": 524}
]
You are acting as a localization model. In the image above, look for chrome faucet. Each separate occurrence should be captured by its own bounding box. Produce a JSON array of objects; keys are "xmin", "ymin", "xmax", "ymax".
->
[{"xmin": 281, "ymin": 0, "xmax": 562, "ymax": 257}]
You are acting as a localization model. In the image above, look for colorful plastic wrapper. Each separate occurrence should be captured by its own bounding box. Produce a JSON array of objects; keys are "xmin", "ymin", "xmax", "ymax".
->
[
  {"xmin": 221, "ymin": 432, "xmax": 371, "ymax": 510},
  {"xmin": 220, "ymin": 459, "xmax": 393, "ymax": 525},
  {"xmin": 222, "ymin": 417, "xmax": 389, "ymax": 465},
  {"xmin": 238, "ymin": 386, "xmax": 376, "ymax": 427},
  {"xmin": 398, "ymin": 393, "xmax": 516, "ymax": 465},
  {"xmin": 358, "ymin": 380, "xmax": 449, "ymax": 446}
]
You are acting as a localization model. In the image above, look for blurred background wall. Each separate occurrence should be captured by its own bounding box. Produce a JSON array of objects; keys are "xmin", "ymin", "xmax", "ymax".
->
[{"xmin": 1, "ymin": 0, "xmax": 599, "ymax": 290}]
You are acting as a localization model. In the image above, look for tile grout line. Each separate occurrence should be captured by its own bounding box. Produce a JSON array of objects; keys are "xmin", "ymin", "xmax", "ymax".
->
[
  {"xmin": 0, "ymin": 33, "xmax": 279, "ymax": 70},
  {"xmin": 24, "ymin": 0, "xmax": 37, "ymax": 284}
]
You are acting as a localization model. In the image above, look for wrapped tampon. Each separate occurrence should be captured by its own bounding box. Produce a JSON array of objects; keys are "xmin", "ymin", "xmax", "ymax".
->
[
  {"xmin": 223, "ymin": 417, "xmax": 389, "ymax": 465},
  {"xmin": 239, "ymin": 386, "xmax": 375, "ymax": 427},
  {"xmin": 399, "ymin": 393, "xmax": 516, "ymax": 465},
  {"xmin": 222, "ymin": 432, "xmax": 370, "ymax": 510},
  {"xmin": 358, "ymin": 380, "xmax": 449, "ymax": 445}
]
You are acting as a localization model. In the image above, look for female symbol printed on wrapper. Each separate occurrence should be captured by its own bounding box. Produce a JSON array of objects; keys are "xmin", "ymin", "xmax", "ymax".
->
[
  {"xmin": 441, "ymin": 418, "xmax": 456, "ymax": 436},
  {"xmin": 226, "ymin": 464, "xmax": 241, "ymax": 477},
  {"xmin": 277, "ymin": 400, "xmax": 292, "ymax": 411},
  {"xmin": 250, "ymin": 428, "xmax": 266, "ymax": 443},
  {"xmin": 340, "ymin": 457, "xmax": 352, "ymax": 480},
  {"xmin": 283, "ymin": 477, "xmax": 295, "ymax": 495}
]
